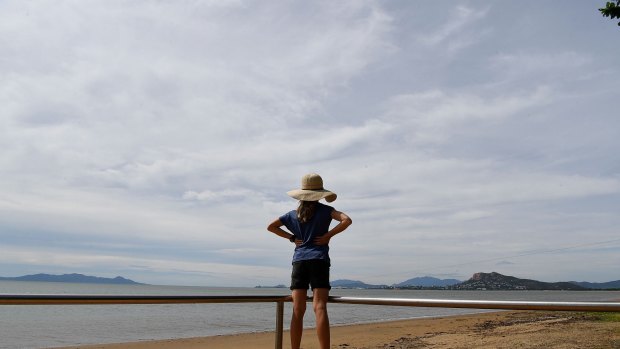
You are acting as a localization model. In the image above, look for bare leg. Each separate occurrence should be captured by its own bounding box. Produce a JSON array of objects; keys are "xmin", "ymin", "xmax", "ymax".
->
[
  {"xmin": 291, "ymin": 289, "xmax": 307, "ymax": 349},
  {"xmin": 312, "ymin": 288, "xmax": 330, "ymax": 349}
]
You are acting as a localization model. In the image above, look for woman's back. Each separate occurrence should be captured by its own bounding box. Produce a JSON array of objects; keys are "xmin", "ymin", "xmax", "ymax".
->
[{"xmin": 279, "ymin": 202, "xmax": 334, "ymax": 262}]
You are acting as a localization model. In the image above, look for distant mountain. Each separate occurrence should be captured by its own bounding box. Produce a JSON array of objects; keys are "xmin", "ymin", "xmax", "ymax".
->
[
  {"xmin": 0, "ymin": 273, "xmax": 144, "ymax": 285},
  {"xmin": 454, "ymin": 272, "xmax": 586, "ymax": 291},
  {"xmin": 331, "ymin": 279, "xmax": 389, "ymax": 289},
  {"xmin": 274, "ymin": 274, "xmax": 617, "ymax": 291},
  {"xmin": 570, "ymin": 280, "xmax": 620, "ymax": 290},
  {"xmin": 395, "ymin": 276, "xmax": 461, "ymax": 288}
]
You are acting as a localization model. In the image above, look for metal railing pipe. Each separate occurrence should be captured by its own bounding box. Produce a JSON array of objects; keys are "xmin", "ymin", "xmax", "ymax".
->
[
  {"xmin": 328, "ymin": 296, "xmax": 620, "ymax": 312},
  {"xmin": 1, "ymin": 294, "xmax": 618, "ymax": 312},
  {"xmin": 0, "ymin": 294, "xmax": 290, "ymax": 349},
  {"xmin": 275, "ymin": 301, "xmax": 284, "ymax": 349},
  {"xmin": 1, "ymin": 294, "xmax": 618, "ymax": 349},
  {"xmin": 0, "ymin": 294, "xmax": 289, "ymax": 305}
]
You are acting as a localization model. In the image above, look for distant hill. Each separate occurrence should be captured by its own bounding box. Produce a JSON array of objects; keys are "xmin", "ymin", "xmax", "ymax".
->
[
  {"xmin": 0, "ymin": 273, "xmax": 144, "ymax": 285},
  {"xmin": 331, "ymin": 279, "xmax": 389, "ymax": 289},
  {"xmin": 454, "ymin": 272, "xmax": 586, "ymax": 291},
  {"xmin": 395, "ymin": 276, "xmax": 461, "ymax": 288},
  {"xmin": 255, "ymin": 284, "xmax": 287, "ymax": 288},
  {"xmin": 570, "ymin": 280, "xmax": 620, "ymax": 290},
  {"xmin": 271, "ymin": 273, "xmax": 617, "ymax": 291}
]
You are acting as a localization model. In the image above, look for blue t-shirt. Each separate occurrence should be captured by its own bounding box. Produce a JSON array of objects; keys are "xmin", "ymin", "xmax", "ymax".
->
[{"xmin": 279, "ymin": 202, "xmax": 334, "ymax": 263}]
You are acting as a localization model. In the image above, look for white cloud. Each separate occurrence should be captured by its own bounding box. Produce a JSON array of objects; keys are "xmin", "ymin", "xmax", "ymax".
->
[
  {"xmin": 0, "ymin": 1, "xmax": 619, "ymax": 285},
  {"xmin": 183, "ymin": 188, "xmax": 264, "ymax": 202},
  {"xmin": 417, "ymin": 5, "xmax": 488, "ymax": 46},
  {"xmin": 414, "ymin": 5, "xmax": 490, "ymax": 55},
  {"xmin": 382, "ymin": 86, "xmax": 552, "ymax": 144}
]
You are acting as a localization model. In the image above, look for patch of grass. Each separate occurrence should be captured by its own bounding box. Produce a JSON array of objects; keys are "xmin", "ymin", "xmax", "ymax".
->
[{"xmin": 589, "ymin": 312, "xmax": 620, "ymax": 322}]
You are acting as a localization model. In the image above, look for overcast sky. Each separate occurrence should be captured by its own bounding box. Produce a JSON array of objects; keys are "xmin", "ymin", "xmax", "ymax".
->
[{"xmin": 1, "ymin": 1, "xmax": 619, "ymax": 286}]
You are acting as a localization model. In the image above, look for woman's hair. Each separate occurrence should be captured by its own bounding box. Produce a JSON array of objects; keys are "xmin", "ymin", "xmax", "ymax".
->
[{"xmin": 297, "ymin": 200, "xmax": 317, "ymax": 223}]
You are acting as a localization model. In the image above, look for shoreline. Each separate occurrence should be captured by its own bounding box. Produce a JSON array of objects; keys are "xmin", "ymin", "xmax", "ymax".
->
[{"xmin": 52, "ymin": 310, "xmax": 620, "ymax": 349}]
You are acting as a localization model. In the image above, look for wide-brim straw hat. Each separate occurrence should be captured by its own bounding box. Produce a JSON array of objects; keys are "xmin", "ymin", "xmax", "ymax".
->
[{"xmin": 287, "ymin": 173, "xmax": 337, "ymax": 202}]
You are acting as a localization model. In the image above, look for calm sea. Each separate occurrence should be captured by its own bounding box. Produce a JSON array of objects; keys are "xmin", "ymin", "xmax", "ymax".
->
[{"xmin": 0, "ymin": 281, "xmax": 618, "ymax": 349}]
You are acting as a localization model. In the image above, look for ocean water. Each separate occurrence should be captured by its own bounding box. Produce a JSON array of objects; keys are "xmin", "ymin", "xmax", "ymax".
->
[{"xmin": 0, "ymin": 281, "xmax": 618, "ymax": 349}]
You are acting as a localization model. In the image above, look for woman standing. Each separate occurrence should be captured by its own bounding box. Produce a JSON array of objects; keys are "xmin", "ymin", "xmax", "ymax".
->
[{"xmin": 267, "ymin": 173, "xmax": 352, "ymax": 349}]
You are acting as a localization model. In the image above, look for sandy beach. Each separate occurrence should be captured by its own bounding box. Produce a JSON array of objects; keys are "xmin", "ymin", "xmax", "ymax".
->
[{"xmin": 54, "ymin": 310, "xmax": 620, "ymax": 349}]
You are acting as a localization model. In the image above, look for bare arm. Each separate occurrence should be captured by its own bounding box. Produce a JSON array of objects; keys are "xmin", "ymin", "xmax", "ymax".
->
[
  {"xmin": 267, "ymin": 219, "xmax": 302, "ymax": 245},
  {"xmin": 314, "ymin": 210, "xmax": 352, "ymax": 246}
]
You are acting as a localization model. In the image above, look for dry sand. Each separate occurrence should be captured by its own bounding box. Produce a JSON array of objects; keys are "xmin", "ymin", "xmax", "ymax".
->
[{"xmin": 54, "ymin": 311, "xmax": 620, "ymax": 349}]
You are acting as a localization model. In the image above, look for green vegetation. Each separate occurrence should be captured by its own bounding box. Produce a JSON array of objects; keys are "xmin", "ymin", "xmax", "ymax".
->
[
  {"xmin": 590, "ymin": 312, "xmax": 620, "ymax": 322},
  {"xmin": 600, "ymin": 1, "xmax": 620, "ymax": 26}
]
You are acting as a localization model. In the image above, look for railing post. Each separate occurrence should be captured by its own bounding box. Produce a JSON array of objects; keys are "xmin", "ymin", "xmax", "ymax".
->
[{"xmin": 275, "ymin": 300, "xmax": 284, "ymax": 349}]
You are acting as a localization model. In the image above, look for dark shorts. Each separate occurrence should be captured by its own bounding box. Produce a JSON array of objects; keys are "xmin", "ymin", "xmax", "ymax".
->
[{"xmin": 290, "ymin": 259, "xmax": 331, "ymax": 290}]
